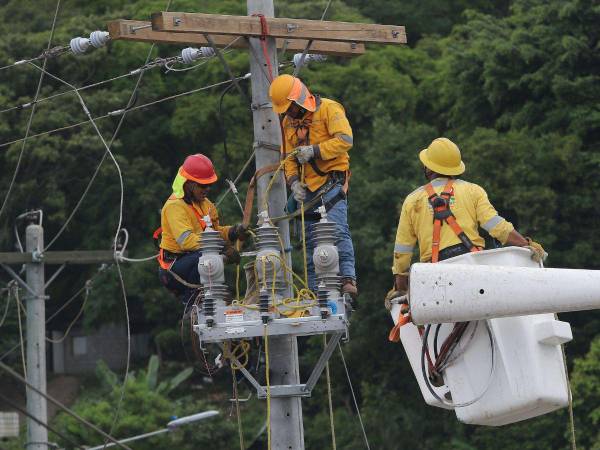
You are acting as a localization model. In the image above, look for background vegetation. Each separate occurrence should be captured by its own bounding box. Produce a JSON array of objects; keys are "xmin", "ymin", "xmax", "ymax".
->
[{"xmin": 0, "ymin": 0, "xmax": 598, "ymax": 448}]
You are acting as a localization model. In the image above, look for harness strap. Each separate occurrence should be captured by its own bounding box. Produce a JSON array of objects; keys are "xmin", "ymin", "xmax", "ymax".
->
[
  {"xmin": 424, "ymin": 179, "xmax": 478, "ymax": 263},
  {"xmin": 243, "ymin": 163, "xmax": 281, "ymax": 226}
]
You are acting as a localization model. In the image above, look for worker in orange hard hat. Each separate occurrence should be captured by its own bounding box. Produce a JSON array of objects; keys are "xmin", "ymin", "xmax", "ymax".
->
[
  {"xmin": 269, "ymin": 74, "xmax": 358, "ymax": 299},
  {"xmin": 156, "ymin": 154, "xmax": 250, "ymax": 306},
  {"xmin": 386, "ymin": 137, "xmax": 547, "ymax": 308}
]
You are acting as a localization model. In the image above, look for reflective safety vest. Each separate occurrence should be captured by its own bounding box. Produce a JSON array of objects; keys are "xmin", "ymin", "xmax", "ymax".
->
[{"xmin": 155, "ymin": 202, "xmax": 207, "ymax": 270}]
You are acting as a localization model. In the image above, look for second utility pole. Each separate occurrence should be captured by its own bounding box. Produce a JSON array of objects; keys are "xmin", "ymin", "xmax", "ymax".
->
[
  {"xmin": 246, "ymin": 0, "xmax": 304, "ymax": 448},
  {"xmin": 26, "ymin": 222, "xmax": 48, "ymax": 450}
]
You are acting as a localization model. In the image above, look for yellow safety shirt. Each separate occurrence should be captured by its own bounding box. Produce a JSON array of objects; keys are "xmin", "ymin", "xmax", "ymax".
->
[
  {"xmin": 160, "ymin": 197, "xmax": 231, "ymax": 253},
  {"xmin": 392, "ymin": 178, "xmax": 514, "ymax": 275},
  {"xmin": 283, "ymin": 97, "xmax": 353, "ymax": 192}
]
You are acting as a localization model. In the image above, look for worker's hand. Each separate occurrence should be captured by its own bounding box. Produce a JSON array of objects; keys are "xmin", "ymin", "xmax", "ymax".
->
[
  {"xmin": 228, "ymin": 223, "xmax": 250, "ymax": 242},
  {"xmin": 384, "ymin": 288, "xmax": 407, "ymax": 311},
  {"xmin": 290, "ymin": 180, "xmax": 307, "ymax": 202},
  {"xmin": 394, "ymin": 273, "xmax": 408, "ymax": 292},
  {"xmin": 223, "ymin": 244, "xmax": 241, "ymax": 265},
  {"xmin": 525, "ymin": 237, "xmax": 548, "ymax": 263},
  {"xmin": 294, "ymin": 145, "xmax": 314, "ymax": 164}
]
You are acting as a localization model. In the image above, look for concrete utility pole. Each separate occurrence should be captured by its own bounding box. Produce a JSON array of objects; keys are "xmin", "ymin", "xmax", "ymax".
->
[
  {"xmin": 246, "ymin": 1, "xmax": 304, "ymax": 447},
  {"xmin": 0, "ymin": 212, "xmax": 118, "ymax": 450},
  {"xmin": 25, "ymin": 223, "xmax": 47, "ymax": 450}
]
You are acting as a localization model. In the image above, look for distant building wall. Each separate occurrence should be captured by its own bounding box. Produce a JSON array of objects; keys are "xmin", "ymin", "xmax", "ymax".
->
[{"xmin": 51, "ymin": 323, "xmax": 150, "ymax": 374}]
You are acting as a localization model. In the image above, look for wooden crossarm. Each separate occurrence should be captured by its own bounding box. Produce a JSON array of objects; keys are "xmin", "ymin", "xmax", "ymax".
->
[
  {"xmin": 150, "ymin": 12, "xmax": 407, "ymax": 45},
  {"xmin": 108, "ymin": 20, "xmax": 366, "ymax": 57}
]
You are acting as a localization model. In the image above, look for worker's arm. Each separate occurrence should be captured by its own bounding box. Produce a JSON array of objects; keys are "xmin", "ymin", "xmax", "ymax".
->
[
  {"xmin": 473, "ymin": 184, "xmax": 514, "ymax": 244},
  {"xmin": 164, "ymin": 202, "xmax": 201, "ymax": 252},
  {"xmin": 314, "ymin": 101, "xmax": 353, "ymax": 160},
  {"xmin": 392, "ymin": 199, "xmax": 416, "ymax": 291},
  {"xmin": 282, "ymin": 124, "xmax": 300, "ymax": 184},
  {"xmin": 505, "ymin": 229, "xmax": 528, "ymax": 247}
]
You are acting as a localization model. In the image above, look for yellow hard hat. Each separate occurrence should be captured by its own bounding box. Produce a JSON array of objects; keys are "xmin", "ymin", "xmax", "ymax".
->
[
  {"xmin": 269, "ymin": 74, "xmax": 317, "ymax": 114},
  {"xmin": 419, "ymin": 138, "xmax": 465, "ymax": 176}
]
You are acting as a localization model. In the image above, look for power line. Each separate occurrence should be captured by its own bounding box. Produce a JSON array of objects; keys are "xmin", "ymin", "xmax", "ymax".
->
[
  {"xmin": 0, "ymin": 361, "xmax": 133, "ymax": 450},
  {"xmin": 0, "ymin": 45, "xmax": 71, "ymax": 72},
  {"xmin": 0, "ymin": 75, "xmax": 250, "ymax": 152},
  {"xmin": 0, "ymin": 392, "xmax": 83, "ymax": 449},
  {"xmin": 0, "ymin": 0, "xmax": 62, "ymax": 221},
  {"xmin": 338, "ymin": 343, "xmax": 370, "ymax": 450}
]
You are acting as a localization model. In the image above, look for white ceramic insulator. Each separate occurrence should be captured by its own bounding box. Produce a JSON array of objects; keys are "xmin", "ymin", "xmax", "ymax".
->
[
  {"xmin": 89, "ymin": 31, "xmax": 110, "ymax": 48},
  {"xmin": 293, "ymin": 53, "xmax": 327, "ymax": 67},
  {"xmin": 181, "ymin": 47, "xmax": 215, "ymax": 64},
  {"xmin": 313, "ymin": 244, "xmax": 339, "ymax": 275},
  {"xmin": 198, "ymin": 254, "xmax": 225, "ymax": 284},
  {"xmin": 70, "ymin": 37, "xmax": 91, "ymax": 55}
]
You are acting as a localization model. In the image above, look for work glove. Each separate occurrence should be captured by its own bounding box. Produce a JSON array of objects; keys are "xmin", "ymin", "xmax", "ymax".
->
[
  {"xmin": 228, "ymin": 223, "xmax": 250, "ymax": 242},
  {"xmin": 384, "ymin": 287, "xmax": 407, "ymax": 311},
  {"xmin": 290, "ymin": 180, "xmax": 307, "ymax": 202},
  {"xmin": 223, "ymin": 244, "xmax": 241, "ymax": 265},
  {"xmin": 525, "ymin": 237, "xmax": 547, "ymax": 263},
  {"xmin": 295, "ymin": 145, "xmax": 314, "ymax": 164}
]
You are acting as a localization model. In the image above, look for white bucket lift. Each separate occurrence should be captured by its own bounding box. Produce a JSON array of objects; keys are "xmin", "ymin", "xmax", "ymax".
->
[{"xmin": 390, "ymin": 247, "xmax": 600, "ymax": 426}]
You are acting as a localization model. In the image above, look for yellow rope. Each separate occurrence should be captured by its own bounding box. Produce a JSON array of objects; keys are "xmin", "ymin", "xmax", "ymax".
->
[
  {"xmin": 235, "ymin": 240, "xmax": 241, "ymax": 301},
  {"xmin": 230, "ymin": 363, "xmax": 245, "ymax": 450},
  {"xmin": 264, "ymin": 324, "xmax": 271, "ymax": 450},
  {"xmin": 300, "ymin": 165, "xmax": 309, "ymax": 287}
]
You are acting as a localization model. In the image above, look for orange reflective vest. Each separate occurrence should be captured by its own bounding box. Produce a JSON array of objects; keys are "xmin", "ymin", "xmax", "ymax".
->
[{"xmin": 155, "ymin": 203, "xmax": 207, "ymax": 270}]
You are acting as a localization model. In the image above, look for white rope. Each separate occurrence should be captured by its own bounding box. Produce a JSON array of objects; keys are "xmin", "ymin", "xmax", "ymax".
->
[{"xmin": 338, "ymin": 343, "xmax": 370, "ymax": 450}]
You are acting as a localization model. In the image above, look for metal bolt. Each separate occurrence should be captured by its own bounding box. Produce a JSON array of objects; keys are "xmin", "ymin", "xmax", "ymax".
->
[
  {"xmin": 286, "ymin": 23, "xmax": 298, "ymax": 33},
  {"xmin": 173, "ymin": 17, "xmax": 182, "ymax": 26},
  {"xmin": 392, "ymin": 30, "xmax": 399, "ymax": 38}
]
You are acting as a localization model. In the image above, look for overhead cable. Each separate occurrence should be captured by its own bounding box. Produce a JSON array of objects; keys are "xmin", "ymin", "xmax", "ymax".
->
[
  {"xmin": 338, "ymin": 343, "xmax": 371, "ymax": 450},
  {"xmin": 0, "ymin": 392, "xmax": 83, "ymax": 449},
  {"xmin": 0, "ymin": 75, "xmax": 251, "ymax": 152},
  {"xmin": 0, "ymin": 361, "xmax": 133, "ymax": 450},
  {"xmin": 0, "ymin": 0, "xmax": 62, "ymax": 221},
  {"xmin": 293, "ymin": 0, "xmax": 333, "ymax": 76}
]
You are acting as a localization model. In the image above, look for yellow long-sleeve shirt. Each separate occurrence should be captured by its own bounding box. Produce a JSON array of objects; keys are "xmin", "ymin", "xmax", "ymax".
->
[
  {"xmin": 283, "ymin": 97, "xmax": 353, "ymax": 192},
  {"xmin": 392, "ymin": 178, "xmax": 514, "ymax": 274},
  {"xmin": 160, "ymin": 197, "xmax": 231, "ymax": 253}
]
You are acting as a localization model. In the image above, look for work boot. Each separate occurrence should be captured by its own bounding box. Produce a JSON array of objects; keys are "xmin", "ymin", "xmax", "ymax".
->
[{"xmin": 341, "ymin": 278, "xmax": 358, "ymax": 300}]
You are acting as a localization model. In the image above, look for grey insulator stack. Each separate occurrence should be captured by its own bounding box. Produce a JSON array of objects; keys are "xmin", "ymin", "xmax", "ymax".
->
[
  {"xmin": 255, "ymin": 216, "xmax": 286, "ymax": 323},
  {"xmin": 312, "ymin": 207, "xmax": 341, "ymax": 305},
  {"xmin": 70, "ymin": 31, "xmax": 110, "ymax": 55},
  {"xmin": 317, "ymin": 282, "xmax": 330, "ymax": 319},
  {"xmin": 198, "ymin": 217, "xmax": 228, "ymax": 327}
]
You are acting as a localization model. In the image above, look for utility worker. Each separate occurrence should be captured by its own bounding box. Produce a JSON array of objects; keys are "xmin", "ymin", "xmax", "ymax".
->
[
  {"xmin": 388, "ymin": 137, "xmax": 546, "ymax": 304},
  {"xmin": 268, "ymin": 74, "xmax": 357, "ymax": 298},
  {"xmin": 157, "ymin": 154, "xmax": 249, "ymax": 305}
]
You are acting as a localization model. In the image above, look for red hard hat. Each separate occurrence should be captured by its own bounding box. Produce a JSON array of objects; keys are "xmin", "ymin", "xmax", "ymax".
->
[{"xmin": 179, "ymin": 154, "xmax": 218, "ymax": 184}]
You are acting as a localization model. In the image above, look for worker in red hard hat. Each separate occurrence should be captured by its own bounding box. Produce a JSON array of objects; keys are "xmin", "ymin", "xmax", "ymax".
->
[{"xmin": 157, "ymin": 154, "xmax": 249, "ymax": 306}]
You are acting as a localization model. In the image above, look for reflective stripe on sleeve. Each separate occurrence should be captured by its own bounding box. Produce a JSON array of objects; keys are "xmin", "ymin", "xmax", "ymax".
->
[
  {"xmin": 394, "ymin": 243, "xmax": 414, "ymax": 253},
  {"xmin": 176, "ymin": 230, "xmax": 192, "ymax": 245},
  {"xmin": 338, "ymin": 134, "xmax": 353, "ymax": 145},
  {"xmin": 482, "ymin": 215, "xmax": 504, "ymax": 232}
]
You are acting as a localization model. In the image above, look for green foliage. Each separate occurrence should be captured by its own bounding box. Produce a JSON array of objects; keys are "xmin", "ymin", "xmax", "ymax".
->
[
  {"xmin": 54, "ymin": 357, "xmax": 236, "ymax": 450},
  {"xmin": 1, "ymin": 0, "xmax": 599, "ymax": 449}
]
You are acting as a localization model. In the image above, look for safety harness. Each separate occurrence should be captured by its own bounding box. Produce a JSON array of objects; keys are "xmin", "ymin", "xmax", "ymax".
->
[
  {"xmin": 388, "ymin": 179, "xmax": 480, "ymax": 342},
  {"xmin": 155, "ymin": 201, "xmax": 207, "ymax": 270}
]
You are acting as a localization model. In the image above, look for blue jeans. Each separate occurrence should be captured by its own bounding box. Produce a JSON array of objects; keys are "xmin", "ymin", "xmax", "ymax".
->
[
  {"xmin": 304, "ymin": 183, "xmax": 356, "ymax": 292},
  {"xmin": 158, "ymin": 250, "xmax": 202, "ymax": 305}
]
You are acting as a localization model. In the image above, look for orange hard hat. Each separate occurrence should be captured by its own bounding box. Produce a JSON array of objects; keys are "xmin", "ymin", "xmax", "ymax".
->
[
  {"xmin": 179, "ymin": 154, "xmax": 218, "ymax": 184},
  {"xmin": 269, "ymin": 74, "xmax": 317, "ymax": 114}
]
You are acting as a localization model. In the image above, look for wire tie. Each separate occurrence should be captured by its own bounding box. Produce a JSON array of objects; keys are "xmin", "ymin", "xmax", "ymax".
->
[
  {"xmin": 108, "ymin": 109, "xmax": 125, "ymax": 116},
  {"xmin": 13, "ymin": 60, "xmax": 27, "ymax": 66}
]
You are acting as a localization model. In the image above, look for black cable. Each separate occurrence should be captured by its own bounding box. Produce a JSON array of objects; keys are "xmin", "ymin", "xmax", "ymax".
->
[
  {"xmin": 218, "ymin": 81, "xmax": 237, "ymax": 181},
  {"xmin": 0, "ymin": 392, "xmax": 83, "ymax": 449},
  {"xmin": 433, "ymin": 323, "xmax": 442, "ymax": 359},
  {"xmin": 0, "ymin": 361, "xmax": 132, "ymax": 450}
]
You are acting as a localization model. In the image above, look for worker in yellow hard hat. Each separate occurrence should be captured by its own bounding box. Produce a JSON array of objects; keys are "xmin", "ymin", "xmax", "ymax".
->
[
  {"xmin": 386, "ymin": 137, "xmax": 546, "ymax": 307},
  {"xmin": 269, "ymin": 74, "xmax": 357, "ymax": 299},
  {"xmin": 156, "ymin": 154, "xmax": 249, "ymax": 307}
]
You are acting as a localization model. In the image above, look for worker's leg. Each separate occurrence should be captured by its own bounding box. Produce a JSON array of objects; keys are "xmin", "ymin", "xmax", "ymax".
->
[
  {"xmin": 171, "ymin": 251, "xmax": 202, "ymax": 303},
  {"xmin": 323, "ymin": 185, "xmax": 356, "ymax": 284}
]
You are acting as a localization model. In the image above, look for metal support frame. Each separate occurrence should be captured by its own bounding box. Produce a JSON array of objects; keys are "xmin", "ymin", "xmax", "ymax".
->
[{"xmin": 202, "ymin": 33, "xmax": 249, "ymax": 103}]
